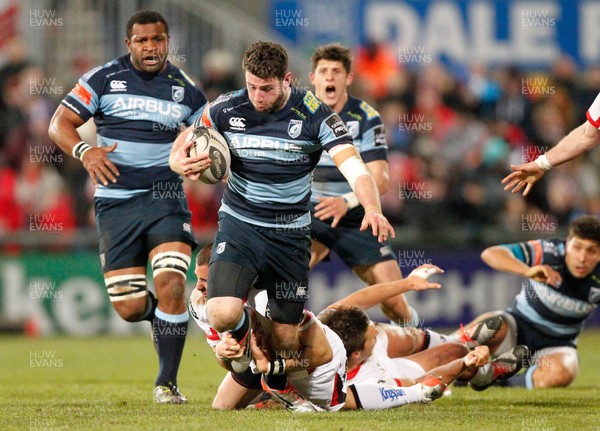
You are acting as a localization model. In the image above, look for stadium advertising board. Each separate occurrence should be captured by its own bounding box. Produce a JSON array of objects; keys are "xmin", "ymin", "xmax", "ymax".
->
[
  {"xmin": 3, "ymin": 251, "xmax": 596, "ymax": 335},
  {"xmin": 272, "ymin": 0, "xmax": 600, "ymax": 67}
]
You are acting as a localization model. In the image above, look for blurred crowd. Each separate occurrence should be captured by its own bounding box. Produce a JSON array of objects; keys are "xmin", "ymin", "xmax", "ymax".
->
[{"xmin": 2, "ymin": 37, "xmax": 600, "ymax": 249}]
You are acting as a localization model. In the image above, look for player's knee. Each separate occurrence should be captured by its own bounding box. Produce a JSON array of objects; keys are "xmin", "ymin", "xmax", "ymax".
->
[
  {"xmin": 155, "ymin": 271, "xmax": 186, "ymax": 302},
  {"xmin": 535, "ymin": 365, "xmax": 576, "ymax": 388},
  {"xmin": 112, "ymin": 296, "xmax": 148, "ymax": 322},
  {"xmin": 534, "ymin": 356, "xmax": 578, "ymax": 388},
  {"xmin": 105, "ymin": 274, "xmax": 149, "ymax": 321},
  {"xmin": 206, "ymin": 298, "xmax": 244, "ymax": 332},
  {"xmin": 152, "ymin": 251, "xmax": 190, "ymax": 282}
]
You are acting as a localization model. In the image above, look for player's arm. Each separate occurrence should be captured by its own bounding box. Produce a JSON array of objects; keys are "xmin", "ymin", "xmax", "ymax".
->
[
  {"xmin": 481, "ymin": 244, "xmax": 562, "ymax": 286},
  {"xmin": 329, "ymin": 144, "xmax": 394, "ymax": 241},
  {"xmin": 169, "ymin": 125, "xmax": 211, "ymax": 180},
  {"xmin": 249, "ymin": 322, "xmax": 333, "ymax": 374},
  {"xmin": 48, "ymin": 105, "xmax": 119, "ymax": 187},
  {"xmin": 503, "ymin": 120, "xmax": 600, "ymax": 196},
  {"xmin": 325, "ymin": 264, "xmax": 443, "ymax": 311}
]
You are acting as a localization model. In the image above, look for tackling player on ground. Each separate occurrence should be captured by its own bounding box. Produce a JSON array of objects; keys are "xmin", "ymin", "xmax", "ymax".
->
[
  {"xmin": 48, "ymin": 10, "xmax": 207, "ymax": 403},
  {"xmin": 308, "ymin": 43, "xmax": 416, "ymax": 325}
]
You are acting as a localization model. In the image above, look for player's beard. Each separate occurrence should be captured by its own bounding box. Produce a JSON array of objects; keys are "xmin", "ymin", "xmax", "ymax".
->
[{"xmin": 261, "ymin": 88, "xmax": 290, "ymax": 114}]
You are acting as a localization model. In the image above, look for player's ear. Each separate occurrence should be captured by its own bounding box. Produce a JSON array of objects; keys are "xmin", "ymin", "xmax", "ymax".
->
[
  {"xmin": 282, "ymin": 71, "xmax": 292, "ymax": 88},
  {"xmin": 346, "ymin": 71, "xmax": 354, "ymax": 87},
  {"xmin": 309, "ymin": 72, "xmax": 316, "ymax": 85}
]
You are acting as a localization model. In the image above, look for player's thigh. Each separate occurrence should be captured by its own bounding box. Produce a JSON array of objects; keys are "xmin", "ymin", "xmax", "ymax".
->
[
  {"xmin": 149, "ymin": 241, "xmax": 192, "ymax": 303},
  {"xmin": 257, "ymin": 226, "xmax": 310, "ymax": 325},
  {"xmin": 103, "ymin": 266, "xmax": 148, "ymax": 318},
  {"xmin": 95, "ymin": 197, "xmax": 150, "ymax": 273}
]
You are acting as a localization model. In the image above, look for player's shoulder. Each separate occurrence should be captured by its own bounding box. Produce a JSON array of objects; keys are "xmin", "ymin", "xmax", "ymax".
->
[
  {"xmin": 80, "ymin": 55, "xmax": 127, "ymax": 83},
  {"xmin": 211, "ymin": 89, "xmax": 247, "ymax": 108},
  {"xmin": 354, "ymin": 96, "xmax": 381, "ymax": 121}
]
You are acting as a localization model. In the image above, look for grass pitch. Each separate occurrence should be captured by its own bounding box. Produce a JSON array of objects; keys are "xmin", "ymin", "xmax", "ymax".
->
[{"xmin": 2, "ymin": 331, "xmax": 599, "ymax": 431}]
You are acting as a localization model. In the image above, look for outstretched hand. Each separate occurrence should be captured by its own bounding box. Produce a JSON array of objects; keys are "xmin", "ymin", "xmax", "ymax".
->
[
  {"xmin": 360, "ymin": 210, "xmax": 395, "ymax": 242},
  {"xmin": 501, "ymin": 161, "xmax": 545, "ymax": 196},
  {"xmin": 404, "ymin": 264, "xmax": 444, "ymax": 291}
]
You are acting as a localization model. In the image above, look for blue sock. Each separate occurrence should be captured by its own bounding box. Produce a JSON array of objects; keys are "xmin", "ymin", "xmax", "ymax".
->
[
  {"xmin": 504, "ymin": 365, "xmax": 537, "ymax": 389},
  {"xmin": 153, "ymin": 309, "xmax": 188, "ymax": 388},
  {"xmin": 230, "ymin": 308, "xmax": 249, "ymax": 342}
]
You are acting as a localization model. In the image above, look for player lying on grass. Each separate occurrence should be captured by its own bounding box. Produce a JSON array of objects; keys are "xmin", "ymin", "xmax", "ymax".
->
[
  {"xmin": 190, "ymin": 246, "xmax": 506, "ymax": 410},
  {"xmin": 189, "ymin": 243, "xmax": 446, "ymax": 410},
  {"xmin": 450, "ymin": 215, "xmax": 600, "ymax": 389}
]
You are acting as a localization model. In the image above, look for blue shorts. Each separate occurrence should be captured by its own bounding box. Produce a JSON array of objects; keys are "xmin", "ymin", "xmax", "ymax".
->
[
  {"xmin": 310, "ymin": 206, "xmax": 396, "ymax": 267},
  {"xmin": 508, "ymin": 309, "xmax": 577, "ymax": 351},
  {"xmin": 94, "ymin": 188, "xmax": 196, "ymax": 273},
  {"xmin": 207, "ymin": 212, "xmax": 310, "ymax": 324}
]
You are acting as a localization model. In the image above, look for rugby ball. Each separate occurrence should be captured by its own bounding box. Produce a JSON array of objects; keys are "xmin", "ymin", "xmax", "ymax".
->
[{"xmin": 187, "ymin": 126, "xmax": 230, "ymax": 184}]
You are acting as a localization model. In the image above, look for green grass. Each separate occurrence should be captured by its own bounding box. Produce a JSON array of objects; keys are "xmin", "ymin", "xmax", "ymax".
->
[{"xmin": 2, "ymin": 331, "xmax": 600, "ymax": 431}]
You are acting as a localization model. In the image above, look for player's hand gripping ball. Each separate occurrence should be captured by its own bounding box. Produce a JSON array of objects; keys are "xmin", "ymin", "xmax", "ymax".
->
[{"xmin": 187, "ymin": 126, "xmax": 231, "ymax": 184}]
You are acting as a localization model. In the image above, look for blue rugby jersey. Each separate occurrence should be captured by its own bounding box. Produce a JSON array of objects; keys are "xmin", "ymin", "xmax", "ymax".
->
[
  {"xmin": 61, "ymin": 55, "xmax": 207, "ymax": 199},
  {"xmin": 311, "ymin": 96, "xmax": 386, "ymax": 202},
  {"xmin": 199, "ymin": 88, "xmax": 352, "ymax": 228},
  {"xmin": 503, "ymin": 238, "xmax": 600, "ymax": 340}
]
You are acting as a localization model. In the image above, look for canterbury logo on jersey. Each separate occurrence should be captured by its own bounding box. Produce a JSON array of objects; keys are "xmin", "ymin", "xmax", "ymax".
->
[
  {"xmin": 229, "ymin": 117, "xmax": 246, "ymax": 130},
  {"xmin": 112, "ymin": 96, "xmax": 183, "ymax": 118},
  {"xmin": 110, "ymin": 80, "xmax": 127, "ymax": 91}
]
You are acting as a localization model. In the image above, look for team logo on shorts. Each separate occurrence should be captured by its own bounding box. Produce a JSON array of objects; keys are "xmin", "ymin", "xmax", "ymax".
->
[
  {"xmin": 216, "ymin": 242, "xmax": 226, "ymax": 254},
  {"xmin": 183, "ymin": 223, "xmax": 191, "ymax": 233},
  {"xmin": 172, "ymin": 86, "xmax": 184, "ymax": 102},
  {"xmin": 287, "ymin": 119, "xmax": 303, "ymax": 139}
]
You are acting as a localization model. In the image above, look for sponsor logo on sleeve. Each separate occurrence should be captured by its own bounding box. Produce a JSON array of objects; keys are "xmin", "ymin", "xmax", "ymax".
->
[
  {"xmin": 374, "ymin": 125, "xmax": 387, "ymax": 147},
  {"xmin": 71, "ymin": 83, "xmax": 92, "ymax": 105},
  {"xmin": 325, "ymin": 115, "xmax": 349, "ymax": 138}
]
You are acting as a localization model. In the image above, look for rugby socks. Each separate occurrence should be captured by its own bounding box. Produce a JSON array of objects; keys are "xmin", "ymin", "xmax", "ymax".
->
[
  {"xmin": 141, "ymin": 291, "xmax": 158, "ymax": 322},
  {"xmin": 153, "ymin": 309, "xmax": 188, "ymax": 388},
  {"xmin": 230, "ymin": 308, "xmax": 250, "ymax": 342},
  {"xmin": 423, "ymin": 329, "xmax": 449, "ymax": 350},
  {"xmin": 349, "ymin": 383, "xmax": 427, "ymax": 409},
  {"xmin": 504, "ymin": 365, "xmax": 537, "ymax": 389}
]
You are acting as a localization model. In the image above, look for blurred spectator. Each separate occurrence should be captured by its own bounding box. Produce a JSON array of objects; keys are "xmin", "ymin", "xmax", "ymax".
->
[
  {"xmin": 353, "ymin": 39, "xmax": 401, "ymax": 102},
  {"xmin": 201, "ymin": 49, "xmax": 238, "ymax": 101}
]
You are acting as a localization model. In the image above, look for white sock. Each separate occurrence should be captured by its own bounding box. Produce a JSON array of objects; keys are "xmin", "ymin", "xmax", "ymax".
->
[
  {"xmin": 468, "ymin": 364, "xmax": 493, "ymax": 387},
  {"xmin": 426, "ymin": 329, "xmax": 449, "ymax": 348},
  {"xmin": 350, "ymin": 383, "xmax": 427, "ymax": 409}
]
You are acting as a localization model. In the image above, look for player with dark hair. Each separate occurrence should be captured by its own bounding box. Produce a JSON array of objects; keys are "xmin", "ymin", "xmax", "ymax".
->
[
  {"xmin": 453, "ymin": 214, "xmax": 600, "ymax": 389},
  {"xmin": 308, "ymin": 43, "xmax": 415, "ymax": 325},
  {"xmin": 48, "ymin": 10, "xmax": 208, "ymax": 403},
  {"xmin": 171, "ymin": 41, "xmax": 394, "ymax": 374}
]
